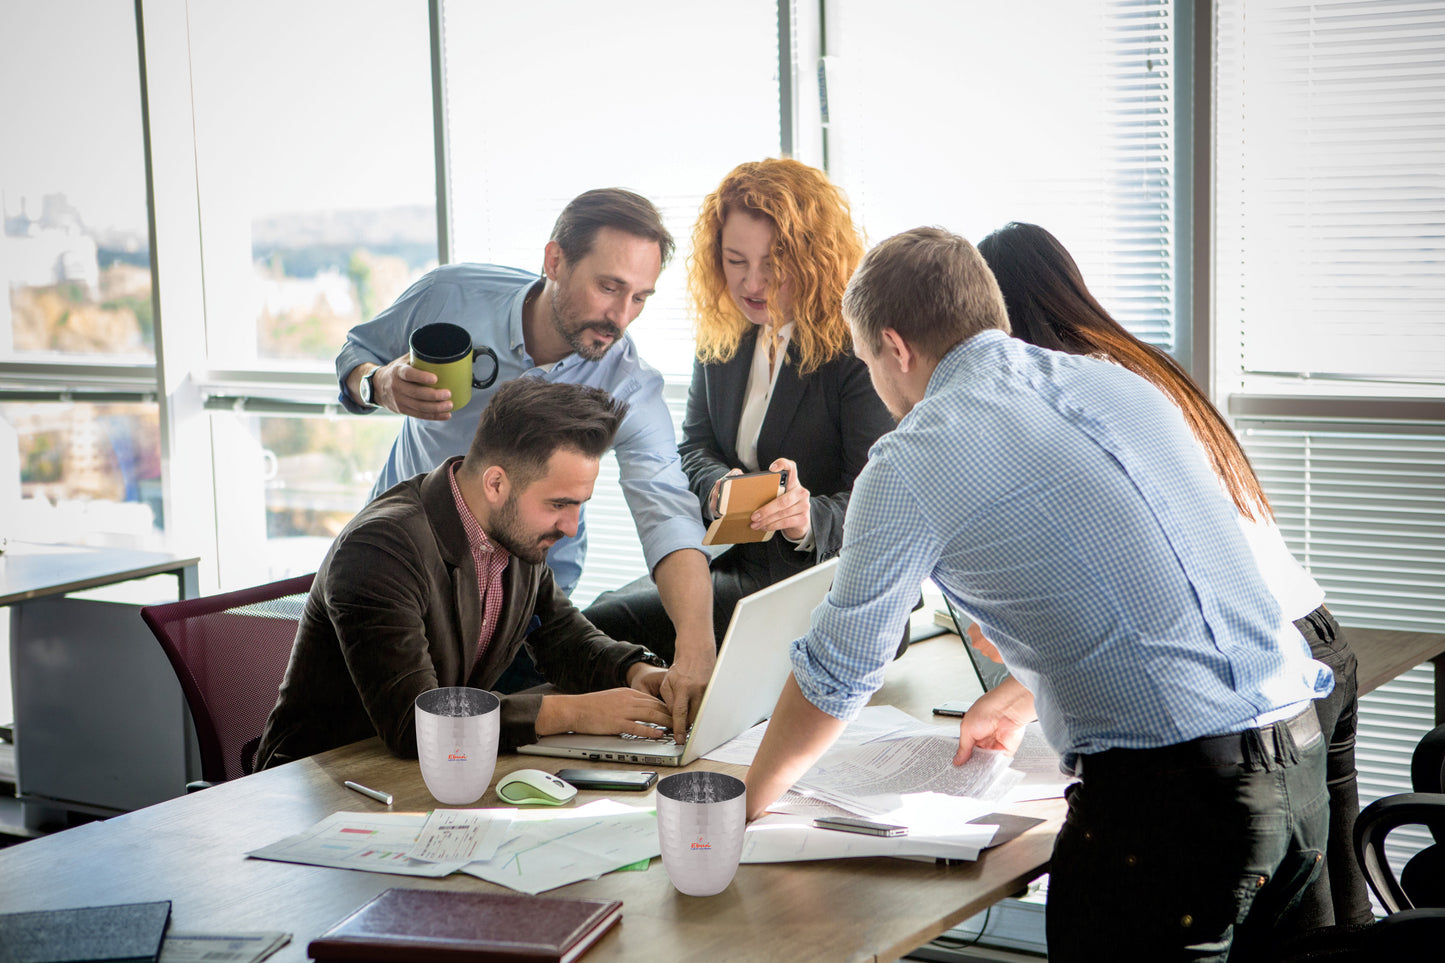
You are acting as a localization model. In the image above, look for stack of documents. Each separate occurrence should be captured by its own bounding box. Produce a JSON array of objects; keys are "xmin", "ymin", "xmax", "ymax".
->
[
  {"xmin": 711, "ymin": 705, "xmax": 1073, "ymax": 863},
  {"xmin": 248, "ymin": 800, "xmax": 659, "ymax": 895}
]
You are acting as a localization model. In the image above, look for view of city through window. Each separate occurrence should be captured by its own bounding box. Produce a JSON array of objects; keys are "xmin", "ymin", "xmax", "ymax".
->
[
  {"xmin": 2, "ymin": 195, "xmax": 155, "ymax": 358},
  {"xmin": 2, "ymin": 3, "xmax": 154, "ymax": 362},
  {"xmin": 1, "ymin": 2, "xmax": 162, "ymax": 546}
]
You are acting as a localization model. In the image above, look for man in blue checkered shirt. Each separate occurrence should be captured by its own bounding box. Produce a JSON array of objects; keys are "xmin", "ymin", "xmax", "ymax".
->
[{"xmin": 744, "ymin": 227, "xmax": 1334, "ymax": 961}]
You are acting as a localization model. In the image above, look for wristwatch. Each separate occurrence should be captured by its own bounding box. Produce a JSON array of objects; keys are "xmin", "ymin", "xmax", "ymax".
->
[
  {"xmin": 630, "ymin": 649, "xmax": 668, "ymax": 670},
  {"xmin": 357, "ymin": 367, "xmax": 380, "ymax": 408}
]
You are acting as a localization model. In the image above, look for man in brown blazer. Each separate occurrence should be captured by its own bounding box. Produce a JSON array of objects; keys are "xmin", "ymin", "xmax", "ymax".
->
[{"xmin": 255, "ymin": 380, "xmax": 673, "ymax": 769}]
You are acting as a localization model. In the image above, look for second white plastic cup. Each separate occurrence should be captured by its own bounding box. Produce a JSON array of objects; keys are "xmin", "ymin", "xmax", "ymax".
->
[{"xmin": 656, "ymin": 770, "xmax": 747, "ymax": 896}]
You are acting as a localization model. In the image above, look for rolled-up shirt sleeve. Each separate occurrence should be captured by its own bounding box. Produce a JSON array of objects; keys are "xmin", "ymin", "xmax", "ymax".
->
[
  {"xmin": 334, "ymin": 273, "xmax": 441, "ymax": 414},
  {"xmin": 790, "ymin": 458, "xmax": 940, "ymax": 720},
  {"xmin": 611, "ymin": 370, "xmax": 708, "ymax": 576}
]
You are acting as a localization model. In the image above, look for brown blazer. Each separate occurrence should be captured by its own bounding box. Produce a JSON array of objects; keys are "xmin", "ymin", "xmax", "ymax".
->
[{"xmin": 255, "ymin": 458, "xmax": 649, "ymax": 769}]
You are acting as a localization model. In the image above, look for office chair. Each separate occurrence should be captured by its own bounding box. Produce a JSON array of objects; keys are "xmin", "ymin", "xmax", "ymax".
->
[
  {"xmin": 1354, "ymin": 719, "xmax": 1445, "ymax": 913},
  {"xmin": 140, "ymin": 573, "xmax": 314, "ymax": 788},
  {"xmin": 1276, "ymin": 722, "xmax": 1445, "ymax": 961}
]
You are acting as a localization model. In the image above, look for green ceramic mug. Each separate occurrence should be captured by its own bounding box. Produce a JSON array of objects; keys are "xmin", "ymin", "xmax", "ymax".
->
[{"xmin": 408, "ymin": 322, "xmax": 500, "ymax": 411}]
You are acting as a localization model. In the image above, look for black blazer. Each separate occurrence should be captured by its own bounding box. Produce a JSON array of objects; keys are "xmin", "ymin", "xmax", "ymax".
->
[{"xmin": 678, "ymin": 327, "xmax": 895, "ymax": 585}]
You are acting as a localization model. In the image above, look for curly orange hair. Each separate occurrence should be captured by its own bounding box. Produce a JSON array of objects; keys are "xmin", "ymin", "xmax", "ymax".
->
[{"xmin": 688, "ymin": 158, "xmax": 864, "ymax": 375}]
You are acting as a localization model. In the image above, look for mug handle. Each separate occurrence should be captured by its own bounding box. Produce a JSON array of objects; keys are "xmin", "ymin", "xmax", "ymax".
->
[{"xmin": 471, "ymin": 346, "xmax": 500, "ymax": 389}]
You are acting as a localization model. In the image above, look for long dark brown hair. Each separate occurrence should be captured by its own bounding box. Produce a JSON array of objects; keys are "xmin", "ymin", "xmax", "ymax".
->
[{"xmin": 977, "ymin": 222, "xmax": 1271, "ymax": 521}]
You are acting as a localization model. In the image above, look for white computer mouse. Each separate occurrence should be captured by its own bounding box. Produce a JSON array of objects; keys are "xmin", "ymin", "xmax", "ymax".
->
[{"xmin": 496, "ymin": 768, "xmax": 578, "ymax": 806}]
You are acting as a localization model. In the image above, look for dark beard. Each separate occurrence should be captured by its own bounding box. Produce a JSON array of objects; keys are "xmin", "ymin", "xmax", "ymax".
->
[
  {"xmin": 488, "ymin": 494, "xmax": 565, "ymax": 565},
  {"xmin": 551, "ymin": 297, "xmax": 621, "ymax": 362}
]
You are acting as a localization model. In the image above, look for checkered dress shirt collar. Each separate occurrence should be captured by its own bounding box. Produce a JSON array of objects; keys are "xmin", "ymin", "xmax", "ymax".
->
[{"xmin": 448, "ymin": 463, "xmax": 510, "ymax": 671}]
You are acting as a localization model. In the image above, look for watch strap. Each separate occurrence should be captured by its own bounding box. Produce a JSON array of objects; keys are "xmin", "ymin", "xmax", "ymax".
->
[{"xmin": 358, "ymin": 367, "xmax": 379, "ymax": 407}]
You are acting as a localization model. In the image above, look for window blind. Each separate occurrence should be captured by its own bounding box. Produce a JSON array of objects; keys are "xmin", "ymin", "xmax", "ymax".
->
[
  {"xmin": 571, "ymin": 384, "xmax": 689, "ymax": 608},
  {"xmin": 1238, "ymin": 419, "xmax": 1445, "ymax": 910},
  {"xmin": 1217, "ymin": 3, "xmax": 1445, "ymax": 912},
  {"xmin": 827, "ymin": 0, "xmax": 1178, "ymax": 350},
  {"xmin": 1215, "ymin": 0, "xmax": 1445, "ymax": 385},
  {"xmin": 1239, "ymin": 423, "xmax": 1445, "ymax": 631}
]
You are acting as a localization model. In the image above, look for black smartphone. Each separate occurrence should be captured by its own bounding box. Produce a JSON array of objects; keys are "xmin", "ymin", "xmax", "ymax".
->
[
  {"xmin": 555, "ymin": 768, "xmax": 658, "ymax": 791},
  {"xmin": 813, "ymin": 816, "xmax": 908, "ymax": 837}
]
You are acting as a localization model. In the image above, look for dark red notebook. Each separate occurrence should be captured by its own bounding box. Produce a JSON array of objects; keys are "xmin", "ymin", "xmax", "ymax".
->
[{"xmin": 307, "ymin": 888, "xmax": 622, "ymax": 963}]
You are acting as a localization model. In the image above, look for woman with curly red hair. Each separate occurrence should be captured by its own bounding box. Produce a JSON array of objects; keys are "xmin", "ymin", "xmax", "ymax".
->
[{"xmin": 583, "ymin": 158, "xmax": 895, "ymax": 658}]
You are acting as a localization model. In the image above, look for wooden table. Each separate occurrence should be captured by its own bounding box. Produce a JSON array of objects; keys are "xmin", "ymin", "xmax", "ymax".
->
[
  {"xmin": 0, "ymin": 634, "xmax": 1062, "ymax": 963},
  {"xmin": 1348, "ymin": 625, "xmax": 1445, "ymax": 723}
]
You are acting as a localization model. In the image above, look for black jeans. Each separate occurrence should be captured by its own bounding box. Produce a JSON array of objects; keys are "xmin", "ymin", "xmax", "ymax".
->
[
  {"xmin": 1292, "ymin": 605, "xmax": 1374, "ymax": 927},
  {"xmin": 1047, "ymin": 710, "xmax": 1329, "ymax": 962}
]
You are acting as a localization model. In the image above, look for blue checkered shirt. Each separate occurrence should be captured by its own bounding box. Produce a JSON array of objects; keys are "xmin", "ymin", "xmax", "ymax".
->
[{"xmin": 791, "ymin": 331, "xmax": 1332, "ymax": 769}]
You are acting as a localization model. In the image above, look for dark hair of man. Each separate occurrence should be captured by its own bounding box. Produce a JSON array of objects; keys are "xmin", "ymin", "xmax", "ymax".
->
[
  {"xmin": 550, "ymin": 188, "xmax": 676, "ymax": 269},
  {"xmin": 977, "ymin": 221, "xmax": 1271, "ymax": 521},
  {"xmin": 461, "ymin": 379, "xmax": 627, "ymax": 489},
  {"xmin": 842, "ymin": 226, "xmax": 1010, "ymax": 362}
]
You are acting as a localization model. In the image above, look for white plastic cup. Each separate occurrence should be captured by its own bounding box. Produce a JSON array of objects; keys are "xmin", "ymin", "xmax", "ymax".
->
[
  {"xmin": 414, "ymin": 687, "xmax": 500, "ymax": 805},
  {"xmin": 656, "ymin": 770, "xmax": 747, "ymax": 897}
]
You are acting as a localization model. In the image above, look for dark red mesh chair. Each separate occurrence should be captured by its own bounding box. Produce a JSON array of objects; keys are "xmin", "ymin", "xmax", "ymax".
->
[{"xmin": 140, "ymin": 573, "xmax": 314, "ymax": 787}]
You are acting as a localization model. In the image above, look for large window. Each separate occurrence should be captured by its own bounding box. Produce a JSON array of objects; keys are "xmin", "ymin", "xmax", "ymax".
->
[
  {"xmin": 188, "ymin": 0, "xmax": 438, "ymax": 369},
  {"xmin": 1217, "ymin": 0, "xmax": 1445, "ymax": 902},
  {"xmin": 0, "ymin": 401, "xmax": 162, "ymax": 547},
  {"xmin": 0, "ymin": 0, "xmax": 162, "ymax": 552},
  {"xmin": 442, "ymin": 0, "xmax": 782, "ymax": 378},
  {"xmin": 1215, "ymin": 0, "xmax": 1445, "ymax": 388},
  {"xmin": 442, "ymin": 0, "xmax": 783, "ymax": 601},
  {"xmin": 826, "ymin": 0, "xmax": 1179, "ymax": 351},
  {"xmin": 0, "ymin": 1, "xmax": 154, "ymax": 362}
]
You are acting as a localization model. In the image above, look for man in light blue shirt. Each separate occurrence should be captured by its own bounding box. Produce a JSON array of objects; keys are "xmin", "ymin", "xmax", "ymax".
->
[
  {"xmin": 745, "ymin": 228, "xmax": 1333, "ymax": 961},
  {"xmin": 336, "ymin": 189, "xmax": 712, "ymax": 733}
]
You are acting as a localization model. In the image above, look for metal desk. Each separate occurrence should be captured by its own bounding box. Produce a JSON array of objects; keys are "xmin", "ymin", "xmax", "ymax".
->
[{"xmin": 2, "ymin": 541, "xmax": 199, "ymax": 829}]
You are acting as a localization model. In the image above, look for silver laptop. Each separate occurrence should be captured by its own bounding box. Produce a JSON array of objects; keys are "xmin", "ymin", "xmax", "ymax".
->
[
  {"xmin": 942, "ymin": 595, "xmax": 1012, "ymax": 693},
  {"xmin": 518, "ymin": 557, "xmax": 840, "ymax": 766}
]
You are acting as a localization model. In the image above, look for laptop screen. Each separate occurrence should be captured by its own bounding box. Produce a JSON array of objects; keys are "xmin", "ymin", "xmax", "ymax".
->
[{"xmin": 942, "ymin": 596, "xmax": 1012, "ymax": 694}]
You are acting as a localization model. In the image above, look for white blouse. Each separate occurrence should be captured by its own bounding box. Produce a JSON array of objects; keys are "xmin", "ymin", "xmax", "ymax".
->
[{"xmin": 734, "ymin": 322, "xmax": 793, "ymax": 471}]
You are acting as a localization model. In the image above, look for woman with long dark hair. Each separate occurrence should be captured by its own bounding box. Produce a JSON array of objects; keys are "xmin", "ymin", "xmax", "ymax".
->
[{"xmin": 977, "ymin": 221, "xmax": 1370, "ymax": 930}]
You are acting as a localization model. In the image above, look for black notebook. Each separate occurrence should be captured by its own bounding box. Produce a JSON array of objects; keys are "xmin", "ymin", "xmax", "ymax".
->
[{"xmin": 0, "ymin": 899, "xmax": 171, "ymax": 963}]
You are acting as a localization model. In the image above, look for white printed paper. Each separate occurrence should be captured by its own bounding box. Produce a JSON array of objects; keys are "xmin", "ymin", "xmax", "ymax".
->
[
  {"xmin": 740, "ymin": 813, "xmax": 996, "ymax": 864},
  {"xmin": 703, "ymin": 704, "xmax": 937, "ymax": 766},
  {"xmin": 1002, "ymin": 723, "xmax": 1075, "ymax": 801},
  {"xmin": 406, "ymin": 808, "xmax": 514, "ymax": 863},
  {"xmin": 462, "ymin": 800, "xmax": 660, "ymax": 894},
  {"xmin": 160, "ymin": 932, "xmax": 290, "ymax": 963},
  {"xmin": 247, "ymin": 811, "xmax": 469, "ymax": 877},
  {"xmin": 797, "ymin": 734, "xmax": 1017, "ymax": 802}
]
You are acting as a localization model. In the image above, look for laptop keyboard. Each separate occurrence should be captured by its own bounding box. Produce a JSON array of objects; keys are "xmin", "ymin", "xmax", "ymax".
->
[{"xmin": 619, "ymin": 723, "xmax": 686, "ymax": 745}]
